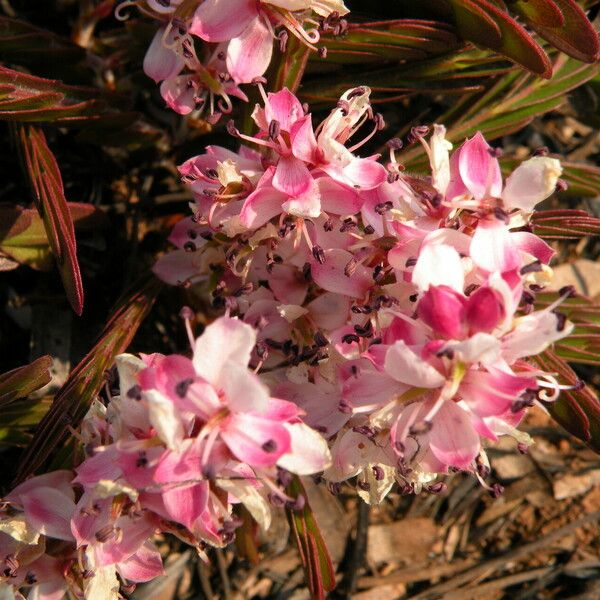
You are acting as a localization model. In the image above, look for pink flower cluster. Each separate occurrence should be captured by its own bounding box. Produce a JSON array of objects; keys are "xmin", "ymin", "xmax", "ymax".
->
[
  {"xmin": 128, "ymin": 0, "xmax": 348, "ymax": 116},
  {"xmin": 0, "ymin": 316, "xmax": 329, "ymax": 599},
  {"xmin": 0, "ymin": 86, "xmax": 577, "ymax": 599},
  {"xmin": 153, "ymin": 85, "xmax": 573, "ymax": 500}
]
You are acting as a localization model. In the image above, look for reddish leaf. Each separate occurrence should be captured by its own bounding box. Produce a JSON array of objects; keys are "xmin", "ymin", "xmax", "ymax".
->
[
  {"xmin": 510, "ymin": 0, "xmax": 565, "ymax": 28},
  {"xmin": 0, "ymin": 356, "xmax": 52, "ymax": 407},
  {"xmin": 0, "ymin": 65, "xmax": 134, "ymax": 123},
  {"xmin": 530, "ymin": 209, "xmax": 600, "ymax": 239},
  {"xmin": 286, "ymin": 477, "xmax": 336, "ymax": 599},
  {"xmin": 19, "ymin": 125, "xmax": 84, "ymax": 314},
  {"xmin": 449, "ymin": 0, "xmax": 552, "ymax": 76},
  {"xmin": 533, "ymin": 350, "xmax": 600, "ymax": 453},
  {"xmin": 524, "ymin": 0, "xmax": 599, "ymax": 63},
  {"xmin": 13, "ymin": 273, "xmax": 163, "ymax": 483}
]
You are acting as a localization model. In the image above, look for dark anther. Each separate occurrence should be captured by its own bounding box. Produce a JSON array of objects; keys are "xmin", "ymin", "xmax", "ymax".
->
[
  {"xmin": 374, "ymin": 201, "xmax": 393, "ymax": 215},
  {"xmin": 183, "ymin": 241, "xmax": 196, "ymax": 252},
  {"xmin": 427, "ymin": 481, "xmax": 447, "ymax": 494},
  {"xmin": 302, "ymin": 262, "xmax": 312, "ymax": 281},
  {"xmin": 552, "ymin": 310, "xmax": 567, "ymax": 331},
  {"xmin": 314, "ymin": 331, "xmax": 329, "ymax": 347},
  {"xmin": 364, "ymin": 225, "xmax": 375, "ymax": 235},
  {"xmin": 464, "ymin": 284, "xmax": 479, "ymax": 296},
  {"xmin": 268, "ymin": 119, "xmax": 281, "ymax": 141},
  {"xmin": 175, "ymin": 378, "xmax": 194, "ymax": 398},
  {"xmin": 493, "ymin": 206, "xmax": 510, "ymax": 223},
  {"xmin": 520, "ymin": 260, "xmax": 542, "ymax": 275},
  {"xmin": 489, "ymin": 483, "xmax": 505, "ymax": 499},
  {"xmin": 405, "ymin": 257, "xmax": 417, "ymax": 268},
  {"xmin": 344, "ymin": 258, "xmax": 357, "ymax": 277},
  {"xmin": 127, "ymin": 385, "xmax": 142, "ymax": 401},
  {"xmin": 387, "ymin": 138, "xmax": 403, "ymax": 150},
  {"xmin": 226, "ymin": 120, "xmax": 239, "ymax": 137},
  {"xmin": 342, "ymin": 333, "xmax": 360, "ymax": 344},
  {"xmin": 559, "ymin": 285, "xmax": 576, "ymax": 298},
  {"xmin": 555, "ymin": 179, "xmax": 568, "ymax": 192},
  {"xmin": 338, "ymin": 401, "xmax": 353, "ymax": 414},
  {"xmin": 312, "ymin": 244, "xmax": 326, "ymax": 264},
  {"xmin": 262, "ymin": 439, "xmax": 277, "ymax": 453},
  {"xmin": 136, "ymin": 451, "xmax": 148, "ymax": 468},
  {"xmin": 372, "ymin": 465, "xmax": 384, "ymax": 481}
]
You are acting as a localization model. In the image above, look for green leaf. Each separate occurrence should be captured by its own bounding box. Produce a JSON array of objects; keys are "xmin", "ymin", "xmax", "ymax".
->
[
  {"xmin": 19, "ymin": 125, "xmax": 85, "ymax": 314},
  {"xmin": 400, "ymin": 54, "xmax": 600, "ymax": 167},
  {"xmin": 535, "ymin": 293, "xmax": 600, "ymax": 365},
  {"xmin": 0, "ymin": 356, "xmax": 52, "ymax": 407},
  {"xmin": 0, "ymin": 396, "xmax": 52, "ymax": 448},
  {"xmin": 533, "ymin": 349, "xmax": 600, "ymax": 452},
  {"xmin": 286, "ymin": 476, "xmax": 336, "ymax": 600},
  {"xmin": 13, "ymin": 273, "xmax": 163, "ymax": 484},
  {"xmin": 0, "ymin": 204, "xmax": 102, "ymax": 270}
]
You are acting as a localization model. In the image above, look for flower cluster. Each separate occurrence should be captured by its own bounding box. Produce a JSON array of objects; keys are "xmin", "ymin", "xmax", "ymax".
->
[
  {"xmin": 153, "ymin": 85, "xmax": 574, "ymax": 501},
  {"xmin": 127, "ymin": 0, "xmax": 348, "ymax": 116},
  {"xmin": 0, "ymin": 86, "xmax": 577, "ymax": 599},
  {"xmin": 0, "ymin": 316, "xmax": 330, "ymax": 599}
]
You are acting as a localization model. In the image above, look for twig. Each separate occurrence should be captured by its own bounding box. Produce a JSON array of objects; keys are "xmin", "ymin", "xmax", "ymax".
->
[
  {"xmin": 409, "ymin": 509, "xmax": 600, "ymax": 599},
  {"xmin": 197, "ymin": 557, "xmax": 215, "ymax": 600},
  {"xmin": 216, "ymin": 549, "xmax": 233, "ymax": 600}
]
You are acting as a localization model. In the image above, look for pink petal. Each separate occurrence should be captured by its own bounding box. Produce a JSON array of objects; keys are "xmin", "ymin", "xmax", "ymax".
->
[
  {"xmin": 340, "ymin": 157, "xmax": 388, "ymax": 190},
  {"xmin": 343, "ymin": 369, "xmax": 405, "ymax": 412},
  {"xmin": 273, "ymin": 155, "xmax": 313, "ymax": 197},
  {"xmin": 160, "ymin": 76, "xmax": 196, "ymax": 115},
  {"xmin": 221, "ymin": 413, "xmax": 291, "ymax": 467},
  {"xmin": 143, "ymin": 27, "xmax": 184, "ymax": 83},
  {"xmin": 94, "ymin": 517, "xmax": 156, "ymax": 567},
  {"xmin": 470, "ymin": 219, "xmax": 520, "ymax": 273},
  {"xmin": 161, "ymin": 481, "xmax": 209, "ymax": 531},
  {"xmin": 281, "ymin": 176, "xmax": 321, "ymax": 218},
  {"xmin": 152, "ymin": 248, "xmax": 204, "ymax": 286},
  {"xmin": 190, "ymin": 0, "xmax": 257, "ymax": 42},
  {"xmin": 511, "ymin": 231, "xmax": 555, "ymax": 264},
  {"xmin": 227, "ymin": 16, "xmax": 273, "ymax": 83},
  {"xmin": 264, "ymin": 88, "xmax": 305, "ymax": 133},
  {"xmin": 222, "ymin": 367, "xmax": 270, "ymax": 413},
  {"xmin": 118, "ymin": 542, "xmax": 164, "ymax": 583},
  {"xmin": 276, "ymin": 423, "xmax": 331, "ymax": 475},
  {"xmin": 20, "ymin": 487, "xmax": 76, "ymax": 541},
  {"xmin": 417, "ymin": 286, "xmax": 467, "ymax": 339},
  {"xmin": 311, "ymin": 248, "xmax": 372, "ymax": 298},
  {"xmin": 465, "ymin": 286, "xmax": 505, "ymax": 334},
  {"xmin": 193, "ymin": 316, "xmax": 256, "ymax": 386},
  {"xmin": 384, "ymin": 340, "xmax": 445, "ymax": 388},
  {"xmin": 412, "ymin": 243, "xmax": 464, "ymax": 292},
  {"xmin": 7, "ymin": 471, "xmax": 74, "ymax": 504},
  {"xmin": 457, "ymin": 132, "xmax": 502, "ymax": 200},
  {"xmin": 291, "ymin": 114, "xmax": 318, "ymax": 163},
  {"xmin": 317, "ymin": 177, "xmax": 363, "ymax": 215},
  {"xmin": 74, "ymin": 447, "xmax": 121, "ymax": 486},
  {"xmin": 268, "ymin": 264, "xmax": 308, "ymax": 305},
  {"xmin": 428, "ymin": 401, "xmax": 480, "ymax": 469},
  {"xmin": 240, "ymin": 185, "xmax": 286, "ymax": 229},
  {"xmin": 307, "ymin": 292, "xmax": 351, "ymax": 330}
]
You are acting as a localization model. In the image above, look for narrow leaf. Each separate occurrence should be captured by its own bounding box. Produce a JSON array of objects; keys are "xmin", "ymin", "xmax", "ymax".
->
[
  {"xmin": 286, "ymin": 476, "xmax": 336, "ymax": 599},
  {"xmin": 0, "ymin": 356, "xmax": 52, "ymax": 407},
  {"xmin": 19, "ymin": 125, "xmax": 84, "ymax": 314}
]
